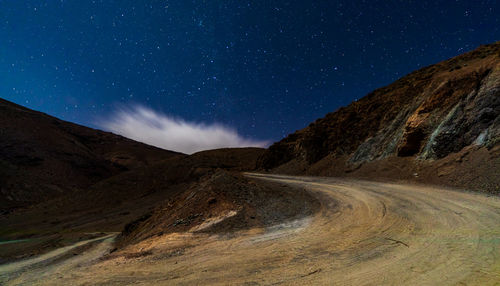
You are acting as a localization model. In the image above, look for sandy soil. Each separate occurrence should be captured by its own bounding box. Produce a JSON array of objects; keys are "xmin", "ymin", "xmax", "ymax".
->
[
  {"xmin": 2, "ymin": 174, "xmax": 500, "ymax": 285},
  {"xmin": 0, "ymin": 233, "xmax": 116, "ymax": 283}
]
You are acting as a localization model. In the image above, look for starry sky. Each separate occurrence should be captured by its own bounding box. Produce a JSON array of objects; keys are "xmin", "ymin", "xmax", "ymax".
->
[{"xmin": 1, "ymin": 1, "xmax": 499, "ymax": 143}]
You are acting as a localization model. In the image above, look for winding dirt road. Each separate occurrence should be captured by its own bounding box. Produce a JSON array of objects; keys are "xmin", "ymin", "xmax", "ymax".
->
[
  {"xmin": 0, "ymin": 234, "xmax": 117, "ymax": 285},
  {"xmin": 2, "ymin": 174, "xmax": 500, "ymax": 285}
]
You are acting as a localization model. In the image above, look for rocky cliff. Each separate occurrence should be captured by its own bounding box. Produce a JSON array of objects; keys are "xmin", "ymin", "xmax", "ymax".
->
[{"xmin": 259, "ymin": 42, "xmax": 500, "ymax": 192}]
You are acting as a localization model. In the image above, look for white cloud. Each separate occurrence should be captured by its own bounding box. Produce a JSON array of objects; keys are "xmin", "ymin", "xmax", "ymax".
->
[{"xmin": 99, "ymin": 105, "xmax": 269, "ymax": 154}]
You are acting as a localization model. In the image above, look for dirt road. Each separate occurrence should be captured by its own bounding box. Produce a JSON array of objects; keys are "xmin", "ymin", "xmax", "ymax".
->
[
  {"xmin": 0, "ymin": 234, "xmax": 116, "ymax": 284},
  {"xmin": 2, "ymin": 174, "xmax": 500, "ymax": 285}
]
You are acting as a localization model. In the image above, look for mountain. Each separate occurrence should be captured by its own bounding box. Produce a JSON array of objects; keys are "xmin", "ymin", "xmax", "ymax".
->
[
  {"xmin": 0, "ymin": 99, "xmax": 266, "ymax": 261},
  {"xmin": 1, "ymin": 42, "xmax": 499, "ymax": 265},
  {"xmin": 259, "ymin": 42, "xmax": 500, "ymax": 193},
  {"xmin": 0, "ymin": 98, "xmax": 185, "ymax": 209}
]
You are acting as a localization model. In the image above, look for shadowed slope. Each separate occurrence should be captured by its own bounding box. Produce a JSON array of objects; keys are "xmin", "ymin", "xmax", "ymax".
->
[{"xmin": 0, "ymin": 98, "xmax": 184, "ymax": 209}]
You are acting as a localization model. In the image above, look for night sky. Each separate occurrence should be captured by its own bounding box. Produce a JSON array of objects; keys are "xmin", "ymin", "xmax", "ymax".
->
[{"xmin": 1, "ymin": 1, "xmax": 499, "ymax": 144}]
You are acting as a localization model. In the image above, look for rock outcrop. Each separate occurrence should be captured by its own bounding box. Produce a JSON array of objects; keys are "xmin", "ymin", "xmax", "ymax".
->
[{"xmin": 259, "ymin": 42, "xmax": 500, "ymax": 192}]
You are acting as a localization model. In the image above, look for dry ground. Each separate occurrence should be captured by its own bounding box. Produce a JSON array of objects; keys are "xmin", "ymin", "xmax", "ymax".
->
[{"xmin": 1, "ymin": 174, "xmax": 500, "ymax": 285}]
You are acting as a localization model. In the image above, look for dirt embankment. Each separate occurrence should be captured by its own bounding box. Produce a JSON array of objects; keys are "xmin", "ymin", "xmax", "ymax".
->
[
  {"xmin": 273, "ymin": 145, "xmax": 500, "ymax": 194},
  {"xmin": 116, "ymin": 170, "xmax": 319, "ymax": 249},
  {"xmin": 0, "ymin": 145, "xmax": 265, "ymax": 262}
]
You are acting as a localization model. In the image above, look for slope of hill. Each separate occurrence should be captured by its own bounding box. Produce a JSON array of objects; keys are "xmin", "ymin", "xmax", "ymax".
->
[
  {"xmin": 258, "ymin": 42, "xmax": 500, "ymax": 193},
  {"xmin": 115, "ymin": 170, "xmax": 318, "ymax": 249},
  {"xmin": 0, "ymin": 99, "xmax": 268, "ymax": 261},
  {"xmin": 0, "ymin": 149, "xmax": 265, "ymax": 258},
  {"xmin": 0, "ymin": 98, "xmax": 185, "ymax": 209},
  {"xmin": 1, "ymin": 42, "xmax": 499, "ymax": 270}
]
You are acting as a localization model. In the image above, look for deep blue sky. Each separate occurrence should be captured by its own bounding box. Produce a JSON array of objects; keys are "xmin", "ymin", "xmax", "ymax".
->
[{"xmin": 1, "ymin": 1, "xmax": 499, "ymax": 142}]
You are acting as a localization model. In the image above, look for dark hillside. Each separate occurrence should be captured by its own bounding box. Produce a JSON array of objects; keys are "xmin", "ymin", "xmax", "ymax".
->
[{"xmin": 0, "ymin": 98, "xmax": 184, "ymax": 209}]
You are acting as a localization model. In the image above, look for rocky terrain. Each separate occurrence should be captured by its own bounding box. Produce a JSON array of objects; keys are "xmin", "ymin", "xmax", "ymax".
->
[
  {"xmin": 0, "ymin": 98, "xmax": 271, "ymax": 262},
  {"xmin": 115, "ymin": 170, "xmax": 318, "ymax": 249},
  {"xmin": 259, "ymin": 41, "xmax": 500, "ymax": 193},
  {"xmin": 1, "ymin": 42, "xmax": 500, "ymax": 285},
  {"xmin": 3, "ymin": 175, "xmax": 500, "ymax": 285}
]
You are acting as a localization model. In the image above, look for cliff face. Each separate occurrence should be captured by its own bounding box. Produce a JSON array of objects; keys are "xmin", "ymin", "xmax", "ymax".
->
[{"xmin": 259, "ymin": 42, "xmax": 500, "ymax": 192}]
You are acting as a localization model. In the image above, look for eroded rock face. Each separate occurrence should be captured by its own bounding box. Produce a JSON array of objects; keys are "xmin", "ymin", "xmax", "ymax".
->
[
  {"xmin": 259, "ymin": 42, "xmax": 500, "ymax": 169},
  {"xmin": 400, "ymin": 68, "xmax": 494, "ymax": 158}
]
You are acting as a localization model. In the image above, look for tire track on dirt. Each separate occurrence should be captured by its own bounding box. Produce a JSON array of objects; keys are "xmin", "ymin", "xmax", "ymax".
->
[
  {"xmin": 0, "ymin": 234, "xmax": 117, "ymax": 285},
  {"xmin": 2, "ymin": 174, "xmax": 500, "ymax": 285}
]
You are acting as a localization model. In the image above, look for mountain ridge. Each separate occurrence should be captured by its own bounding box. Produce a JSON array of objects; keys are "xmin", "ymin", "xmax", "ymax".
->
[
  {"xmin": 1, "ymin": 41, "xmax": 499, "ymax": 267},
  {"xmin": 258, "ymin": 41, "xmax": 500, "ymax": 193},
  {"xmin": 0, "ymin": 98, "xmax": 185, "ymax": 209}
]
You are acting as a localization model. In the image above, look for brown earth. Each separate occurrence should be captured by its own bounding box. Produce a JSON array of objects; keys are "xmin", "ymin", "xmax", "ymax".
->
[
  {"xmin": 258, "ymin": 42, "xmax": 500, "ymax": 193},
  {"xmin": 272, "ymin": 145, "xmax": 500, "ymax": 194},
  {"xmin": 0, "ymin": 98, "xmax": 183, "ymax": 210},
  {"xmin": 0, "ymin": 97, "xmax": 267, "ymax": 262},
  {"xmin": 0, "ymin": 148, "xmax": 264, "ymax": 263},
  {"xmin": 1, "ymin": 42, "xmax": 500, "ymax": 285},
  {"xmin": 2, "ymin": 174, "xmax": 500, "ymax": 285},
  {"xmin": 116, "ymin": 170, "xmax": 319, "ymax": 249}
]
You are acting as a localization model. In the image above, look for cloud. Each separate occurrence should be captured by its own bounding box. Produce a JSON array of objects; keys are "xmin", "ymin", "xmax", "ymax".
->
[{"xmin": 99, "ymin": 105, "xmax": 269, "ymax": 154}]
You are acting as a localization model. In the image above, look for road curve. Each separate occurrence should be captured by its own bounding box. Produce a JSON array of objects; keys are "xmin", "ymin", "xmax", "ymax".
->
[
  {"xmin": 0, "ymin": 234, "xmax": 117, "ymax": 284},
  {"xmin": 2, "ymin": 174, "xmax": 500, "ymax": 285},
  {"xmin": 244, "ymin": 174, "xmax": 500, "ymax": 285}
]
